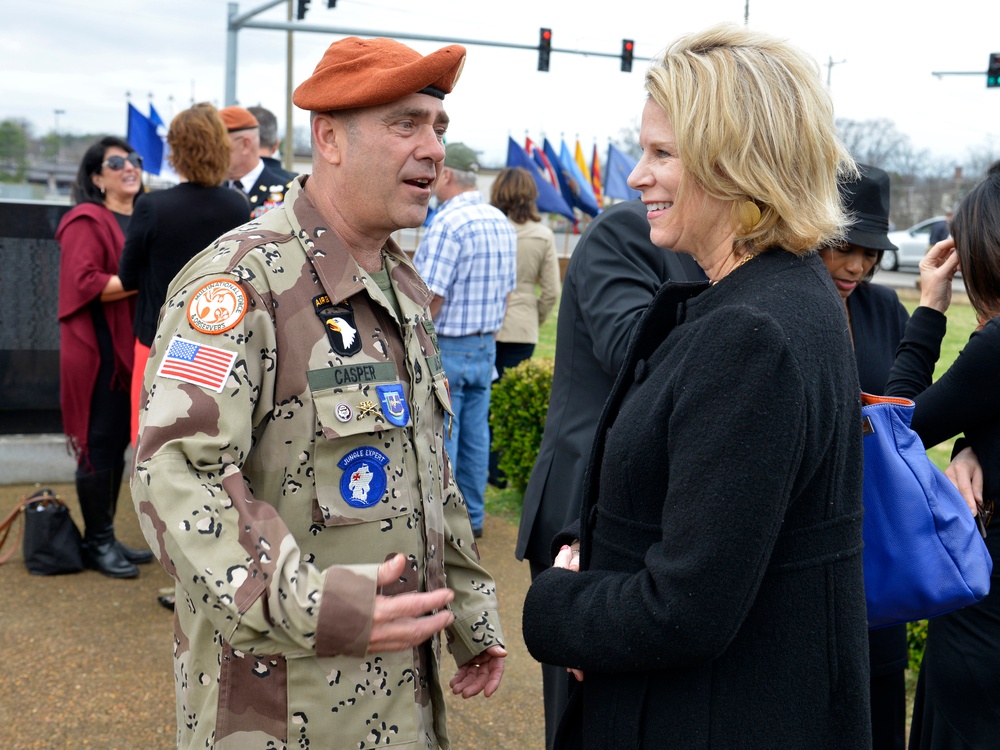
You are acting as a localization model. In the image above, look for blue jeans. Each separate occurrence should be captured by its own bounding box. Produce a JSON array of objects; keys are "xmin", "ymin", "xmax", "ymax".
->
[{"xmin": 439, "ymin": 333, "xmax": 495, "ymax": 531}]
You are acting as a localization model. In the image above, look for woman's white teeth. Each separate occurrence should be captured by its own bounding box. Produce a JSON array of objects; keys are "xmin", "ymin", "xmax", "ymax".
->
[{"xmin": 647, "ymin": 202, "xmax": 671, "ymax": 211}]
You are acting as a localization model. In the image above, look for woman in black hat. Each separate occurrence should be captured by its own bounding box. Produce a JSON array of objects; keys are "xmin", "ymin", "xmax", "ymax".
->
[
  {"xmin": 820, "ymin": 164, "xmax": 910, "ymax": 749},
  {"xmin": 819, "ymin": 164, "xmax": 958, "ymax": 750}
]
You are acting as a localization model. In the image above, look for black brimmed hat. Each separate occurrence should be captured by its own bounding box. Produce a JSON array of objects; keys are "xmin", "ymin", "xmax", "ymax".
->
[{"xmin": 840, "ymin": 164, "xmax": 897, "ymax": 252}]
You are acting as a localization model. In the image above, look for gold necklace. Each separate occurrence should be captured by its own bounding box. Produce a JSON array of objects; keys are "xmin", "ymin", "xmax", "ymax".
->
[{"xmin": 709, "ymin": 252, "xmax": 756, "ymax": 285}]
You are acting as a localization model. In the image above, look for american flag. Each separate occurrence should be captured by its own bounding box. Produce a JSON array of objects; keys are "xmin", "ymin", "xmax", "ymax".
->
[{"xmin": 156, "ymin": 336, "xmax": 237, "ymax": 393}]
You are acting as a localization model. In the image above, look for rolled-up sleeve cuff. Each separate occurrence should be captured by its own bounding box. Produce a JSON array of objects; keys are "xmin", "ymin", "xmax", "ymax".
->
[
  {"xmin": 447, "ymin": 608, "xmax": 505, "ymax": 666},
  {"xmin": 315, "ymin": 564, "xmax": 378, "ymax": 658}
]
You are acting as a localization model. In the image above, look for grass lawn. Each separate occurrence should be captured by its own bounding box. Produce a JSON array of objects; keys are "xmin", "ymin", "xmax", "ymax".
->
[{"xmin": 490, "ymin": 285, "xmax": 977, "ymax": 519}]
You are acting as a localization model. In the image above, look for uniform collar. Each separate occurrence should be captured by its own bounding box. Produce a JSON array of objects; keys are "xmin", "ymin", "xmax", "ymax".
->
[{"xmin": 285, "ymin": 177, "xmax": 433, "ymax": 309}]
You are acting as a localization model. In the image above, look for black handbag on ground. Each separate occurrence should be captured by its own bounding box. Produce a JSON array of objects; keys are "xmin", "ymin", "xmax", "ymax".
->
[{"xmin": 0, "ymin": 488, "xmax": 84, "ymax": 575}]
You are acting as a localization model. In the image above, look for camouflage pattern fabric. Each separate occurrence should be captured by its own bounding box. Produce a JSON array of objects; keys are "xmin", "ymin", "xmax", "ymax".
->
[{"xmin": 132, "ymin": 177, "xmax": 504, "ymax": 749}]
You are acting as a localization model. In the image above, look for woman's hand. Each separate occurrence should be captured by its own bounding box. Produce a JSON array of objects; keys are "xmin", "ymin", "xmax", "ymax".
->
[
  {"xmin": 917, "ymin": 238, "xmax": 959, "ymax": 313},
  {"xmin": 553, "ymin": 542, "xmax": 584, "ymax": 681},
  {"xmin": 554, "ymin": 542, "xmax": 580, "ymax": 572},
  {"xmin": 945, "ymin": 445, "xmax": 983, "ymax": 518}
]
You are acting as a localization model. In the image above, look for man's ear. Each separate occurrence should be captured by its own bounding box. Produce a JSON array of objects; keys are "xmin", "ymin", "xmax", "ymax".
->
[{"xmin": 313, "ymin": 114, "xmax": 343, "ymax": 166}]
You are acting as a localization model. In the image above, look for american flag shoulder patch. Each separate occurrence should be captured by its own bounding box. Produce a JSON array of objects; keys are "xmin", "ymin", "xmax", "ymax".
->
[{"xmin": 156, "ymin": 336, "xmax": 238, "ymax": 393}]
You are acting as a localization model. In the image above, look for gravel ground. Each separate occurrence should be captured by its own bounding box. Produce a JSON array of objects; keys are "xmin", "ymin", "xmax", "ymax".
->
[{"xmin": 0, "ymin": 481, "xmax": 544, "ymax": 750}]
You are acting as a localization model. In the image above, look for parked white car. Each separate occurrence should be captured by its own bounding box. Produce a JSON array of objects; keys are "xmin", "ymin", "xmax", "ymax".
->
[{"xmin": 880, "ymin": 216, "xmax": 946, "ymax": 271}]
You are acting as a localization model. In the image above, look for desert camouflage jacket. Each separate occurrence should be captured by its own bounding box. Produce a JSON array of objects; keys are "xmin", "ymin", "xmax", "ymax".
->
[{"xmin": 132, "ymin": 177, "xmax": 504, "ymax": 749}]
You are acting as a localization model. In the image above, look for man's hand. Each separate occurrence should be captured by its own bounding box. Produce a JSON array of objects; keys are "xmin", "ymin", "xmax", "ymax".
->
[
  {"xmin": 367, "ymin": 554, "xmax": 455, "ymax": 654},
  {"xmin": 450, "ymin": 645, "xmax": 507, "ymax": 698}
]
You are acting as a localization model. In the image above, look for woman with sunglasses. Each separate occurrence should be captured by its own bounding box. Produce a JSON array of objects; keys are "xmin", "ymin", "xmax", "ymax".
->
[
  {"xmin": 885, "ymin": 162, "xmax": 1000, "ymax": 749},
  {"xmin": 56, "ymin": 136, "xmax": 148, "ymax": 579}
]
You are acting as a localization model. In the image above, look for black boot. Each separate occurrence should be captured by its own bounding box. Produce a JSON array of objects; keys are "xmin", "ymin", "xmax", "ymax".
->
[
  {"xmin": 110, "ymin": 462, "xmax": 153, "ymax": 565},
  {"xmin": 76, "ymin": 470, "xmax": 139, "ymax": 579}
]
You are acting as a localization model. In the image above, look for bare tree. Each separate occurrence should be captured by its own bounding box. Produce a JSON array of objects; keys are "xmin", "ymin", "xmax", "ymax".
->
[
  {"xmin": 964, "ymin": 137, "xmax": 1000, "ymax": 179},
  {"xmin": 836, "ymin": 118, "xmax": 914, "ymax": 173},
  {"xmin": 614, "ymin": 120, "xmax": 642, "ymax": 160}
]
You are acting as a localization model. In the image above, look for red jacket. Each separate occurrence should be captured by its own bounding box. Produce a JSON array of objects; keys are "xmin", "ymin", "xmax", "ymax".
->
[{"xmin": 56, "ymin": 202, "xmax": 135, "ymax": 461}]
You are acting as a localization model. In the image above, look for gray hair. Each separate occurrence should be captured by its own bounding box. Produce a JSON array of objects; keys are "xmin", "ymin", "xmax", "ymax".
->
[
  {"xmin": 247, "ymin": 105, "xmax": 279, "ymax": 149},
  {"xmin": 450, "ymin": 168, "xmax": 478, "ymax": 189}
]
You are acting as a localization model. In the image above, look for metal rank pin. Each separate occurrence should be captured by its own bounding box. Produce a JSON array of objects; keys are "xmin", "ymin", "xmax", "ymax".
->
[{"xmin": 356, "ymin": 400, "xmax": 381, "ymax": 420}]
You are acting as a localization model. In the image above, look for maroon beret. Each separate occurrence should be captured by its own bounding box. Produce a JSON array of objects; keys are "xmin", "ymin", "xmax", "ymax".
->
[{"xmin": 293, "ymin": 37, "xmax": 466, "ymax": 112}]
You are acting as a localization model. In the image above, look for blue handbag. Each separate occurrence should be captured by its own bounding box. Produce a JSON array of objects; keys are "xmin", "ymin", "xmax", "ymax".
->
[{"xmin": 861, "ymin": 393, "xmax": 993, "ymax": 629}]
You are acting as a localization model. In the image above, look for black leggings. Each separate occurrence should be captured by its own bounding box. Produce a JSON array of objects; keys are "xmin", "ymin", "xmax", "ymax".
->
[{"xmin": 77, "ymin": 351, "xmax": 130, "ymax": 478}]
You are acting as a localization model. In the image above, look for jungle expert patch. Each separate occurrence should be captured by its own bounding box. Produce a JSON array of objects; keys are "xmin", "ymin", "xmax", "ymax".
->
[
  {"xmin": 338, "ymin": 447, "xmax": 389, "ymax": 509},
  {"xmin": 376, "ymin": 384, "xmax": 409, "ymax": 427},
  {"xmin": 187, "ymin": 279, "xmax": 247, "ymax": 334},
  {"xmin": 156, "ymin": 336, "xmax": 238, "ymax": 393}
]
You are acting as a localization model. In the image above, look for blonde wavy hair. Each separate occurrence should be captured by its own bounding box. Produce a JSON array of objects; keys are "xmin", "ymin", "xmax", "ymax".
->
[{"xmin": 645, "ymin": 23, "xmax": 857, "ymax": 255}]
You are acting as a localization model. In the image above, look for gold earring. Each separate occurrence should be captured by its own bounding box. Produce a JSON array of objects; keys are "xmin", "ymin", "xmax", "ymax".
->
[{"xmin": 737, "ymin": 200, "xmax": 761, "ymax": 233}]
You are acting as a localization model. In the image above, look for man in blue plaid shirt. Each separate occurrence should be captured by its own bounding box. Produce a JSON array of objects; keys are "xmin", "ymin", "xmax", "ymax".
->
[{"xmin": 414, "ymin": 143, "xmax": 517, "ymax": 538}]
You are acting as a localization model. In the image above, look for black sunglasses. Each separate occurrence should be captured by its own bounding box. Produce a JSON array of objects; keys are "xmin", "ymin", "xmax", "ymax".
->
[{"xmin": 102, "ymin": 153, "xmax": 143, "ymax": 171}]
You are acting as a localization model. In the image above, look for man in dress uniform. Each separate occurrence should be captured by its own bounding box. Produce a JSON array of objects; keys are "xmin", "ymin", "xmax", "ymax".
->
[
  {"xmin": 246, "ymin": 104, "xmax": 298, "ymax": 184},
  {"xmin": 133, "ymin": 37, "xmax": 506, "ymax": 750},
  {"xmin": 219, "ymin": 105, "xmax": 292, "ymax": 219}
]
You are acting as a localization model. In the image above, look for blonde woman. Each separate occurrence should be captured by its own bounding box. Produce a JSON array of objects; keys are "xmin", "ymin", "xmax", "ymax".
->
[{"xmin": 523, "ymin": 24, "xmax": 869, "ymax": 748}]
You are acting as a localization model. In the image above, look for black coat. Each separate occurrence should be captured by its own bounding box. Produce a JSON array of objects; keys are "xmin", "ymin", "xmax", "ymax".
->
[
  {"xmin": 118, "ymin": 183, "xmax": 250, "ymax": 346},
  {"xmin": 262, "ymin": 155, "xmax": 298, "ymax": 185},
  {"xmin": 516, "ymin": 200, "xmax": 704, "ymax": 567},
  {"xmin": 522, "ymin": 249, "xmax": 871, "ymax": 749},
  {"xmin": 246, "ymin": 162, "xmax": 294, "ymax": 219}
]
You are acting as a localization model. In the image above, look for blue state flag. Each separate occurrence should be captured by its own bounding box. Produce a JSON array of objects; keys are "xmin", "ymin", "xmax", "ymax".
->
[
  {"xmin": 126, "ymin": 103, "xmax": 163, "ymax": 175},
  {"xmin": 506, "ymin": 137, "xmax": 574, "ymax": 220},
  {"xmin": 147, "ymin": 103, "xmax": 180, "ymax": 182},
  {"xmin": 148, "ymin": 103, "xmax": 166, "ymax": 129},
  {"xmin": 605, "ymin": 144, "xmax": 641, "ymax": 201},
  {"xmin": 557, "ymin": 140, "xmax": 600, "ymax": 217},
  {"xmin": 543, "ymin": 138, "xmax": 579, "ymax": 216}
]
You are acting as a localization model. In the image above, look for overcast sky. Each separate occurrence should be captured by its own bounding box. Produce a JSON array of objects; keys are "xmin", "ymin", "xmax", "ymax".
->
[{"xmin": 6, "ymin": 0, "xmax": 1000, "ymax": 167}]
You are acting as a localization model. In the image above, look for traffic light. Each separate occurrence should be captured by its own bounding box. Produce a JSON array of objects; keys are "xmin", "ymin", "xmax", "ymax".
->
[
  {"xmin": 538, "ymin": 28, "xmax": 552, "ymax": 72},
  {"xmin": 989, "ymin": 53, "xmax": 1000, "ymax": 88},
  {"xmin": 621, "ymin": 39, "xmax": 634, "ymax": 73},
  {"xmin": 296, "ymin": 0, "xmax": 310, "ymax": 20},
  {"xmin": 327, "ymin": 0, "xmax": 337, "ymax": 6}
]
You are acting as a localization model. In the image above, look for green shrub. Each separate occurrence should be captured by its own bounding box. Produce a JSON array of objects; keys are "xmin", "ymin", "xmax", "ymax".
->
[
  {"xmin": 907, "ymin": 619, "xmax": 928, "ymax": 672},
  {"xmin": 490, "ymin": 357, "xmax": 555, "ymax": 495}
]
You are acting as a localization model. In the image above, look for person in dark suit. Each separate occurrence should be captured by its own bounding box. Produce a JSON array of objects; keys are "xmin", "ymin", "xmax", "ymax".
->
[
  {"xmin": 522, "ymin": 23, "xmax": 871, "ymax": 749},
  {"xmin": 928, "ymin": 210, "xmax": 953, "ymax": 247},
  {"xmin": 219, "ymin": 105, "xmax": 293, "ymax": 219},
  {"xmin": 819, "ymin": 164, "xmax": 912, "ymax": 750},
  {"xmin": 515, "ymin": 197, "xmax": 703, "ymax": 750},
  {"xmin": 246, "ymin": 104, "xmax": 298, "ymax": 184}
]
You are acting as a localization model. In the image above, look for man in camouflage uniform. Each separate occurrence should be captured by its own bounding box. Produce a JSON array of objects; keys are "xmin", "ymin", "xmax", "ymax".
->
[{"xmin": 132, "ymin": 37, "xmax": 506, "ymax": 750}]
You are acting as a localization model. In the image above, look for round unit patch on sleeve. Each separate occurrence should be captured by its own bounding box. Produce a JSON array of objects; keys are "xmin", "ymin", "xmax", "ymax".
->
[{"xmin": 187, "ymin": 279, "xmax": 248, "ymax": 335}]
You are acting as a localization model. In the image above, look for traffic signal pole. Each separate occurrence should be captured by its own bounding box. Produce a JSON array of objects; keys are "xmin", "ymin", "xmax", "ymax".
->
[
  {"xmin": 225, "ymin": 3, "xmax": 650, "ymax": 105},
  {"xmin": 931, "ymin": 54, "xmax": 1000, "ymax": 88}
]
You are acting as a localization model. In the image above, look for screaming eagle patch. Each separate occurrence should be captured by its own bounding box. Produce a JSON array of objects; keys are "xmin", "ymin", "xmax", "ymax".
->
[
  {"xmin": 338, "ymin": 447, "xmax": 389, "ymax": 508},
  {"xmin": 187, "ymin": 279, "xmax": 247, "ymax": 334},
  {"xmin": 313, "ymin": 294, "xmax": 362, "ymax": 357}
]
